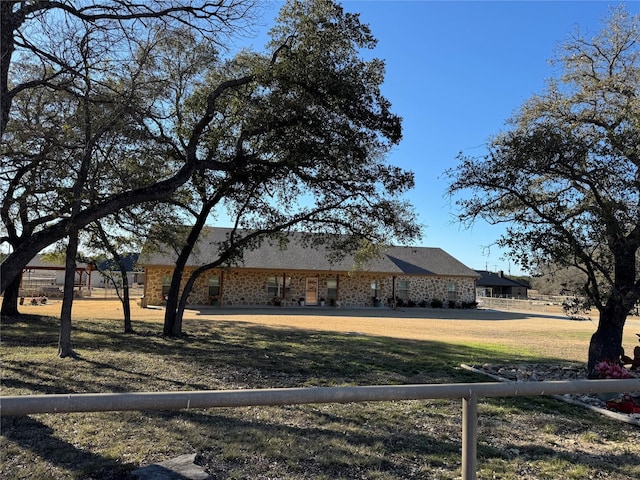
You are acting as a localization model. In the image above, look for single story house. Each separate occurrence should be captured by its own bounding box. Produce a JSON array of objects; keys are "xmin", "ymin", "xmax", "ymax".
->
[
  {"xmin": 475, "ymin": 270, "xmax": 528, "ymax": 299},
  {"xmin": 140, "ymin": 228, "xmax": 479, "ymax": 308}
]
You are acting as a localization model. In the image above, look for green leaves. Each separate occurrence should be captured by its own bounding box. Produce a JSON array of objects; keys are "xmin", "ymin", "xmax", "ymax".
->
[{"xmin": 446, "ymin": 6, "xmax": 640, "ymax": 324}]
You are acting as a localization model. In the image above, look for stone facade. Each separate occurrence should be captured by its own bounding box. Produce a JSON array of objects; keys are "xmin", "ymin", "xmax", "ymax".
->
[{"xmin": 143, "ymin": 266, "xmax": 476, "ymax": 307}]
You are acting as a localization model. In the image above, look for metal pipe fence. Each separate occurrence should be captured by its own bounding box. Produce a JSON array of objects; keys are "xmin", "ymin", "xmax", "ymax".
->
[{"xmin": 2, "ymin": 378, "xmax": 639, "ymax": 480}]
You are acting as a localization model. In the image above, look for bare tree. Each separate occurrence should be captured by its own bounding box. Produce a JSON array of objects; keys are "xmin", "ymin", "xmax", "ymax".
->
[
  {"xmin": 1, "ymin": 0, "xmax": 258, "ymax": 137},
  {"xmin": 1, "ymin": 1, "xmax": 258, "ymax": 310}
]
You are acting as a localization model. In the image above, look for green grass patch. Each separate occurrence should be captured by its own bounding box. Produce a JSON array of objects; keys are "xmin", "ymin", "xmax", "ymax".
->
[{"xmin": 1, "ymin": 314, "xmax": 639, "ymax": 479}]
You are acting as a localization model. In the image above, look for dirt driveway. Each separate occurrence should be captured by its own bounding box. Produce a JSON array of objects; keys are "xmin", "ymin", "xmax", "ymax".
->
[{"xmin": 17, "ymin": 298, "xmax": 640, "ymax": 363}]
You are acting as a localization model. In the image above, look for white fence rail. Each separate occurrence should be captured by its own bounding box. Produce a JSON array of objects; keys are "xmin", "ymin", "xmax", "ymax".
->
[
  {"xmin": 478, "ymin": 296, "xmax": 572, "ymax": 313},
  {"xmin": 2, "ymin": 378, "xmax": 639, "ymax": 480}
]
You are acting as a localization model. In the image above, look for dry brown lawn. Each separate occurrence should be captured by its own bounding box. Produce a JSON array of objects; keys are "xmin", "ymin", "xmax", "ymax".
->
[
  {"xmin": 6, "ymin": 299, "xmax": 640, "ymax": 480},
  {"xmin": 19, "ymin": 298, "xmax": 640, "ymax": 363}
]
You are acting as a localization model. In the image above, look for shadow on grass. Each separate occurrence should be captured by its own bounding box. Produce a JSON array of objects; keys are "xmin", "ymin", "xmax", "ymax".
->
[
  {"xmin": 192, "ymin": 305, "xmax": 577, "ymax": 322},
  {"xmin": 478, "ymin": 439, "xmax": 640, "ymax": 479},
  {"xmin": 2, "ymin": 314, "xmax": 638, "ymax": 479},
  {"xmin": 151, "ymin": 408, "xmax": 464, "ymax": 479},
  {"xmin": 1, "ymin": 313, "xmax": 548, "ymax": 396},
  {"xmin": 0, "ymin": 415, "xmax": 133, "ymax": 479}
]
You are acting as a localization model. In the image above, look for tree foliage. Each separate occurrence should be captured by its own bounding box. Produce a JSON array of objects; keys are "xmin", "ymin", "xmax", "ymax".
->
[
  {"xmin": 160, "ymin": 0, "xmax": 420, "ymax": 336},
  {"xmin": 0, "ymin": 1, "xmax": 257, "ymax": 299},
  {"xmin": 446, "ymin": 6, "xmax": 640, "ymax": 373},
  {"xmin": 0, "ymin": 0, "xmax": 258, "ymax": 137},
  {"xmin": 1, "ymin": 0, "xmax": 419, "ymax": 354}
]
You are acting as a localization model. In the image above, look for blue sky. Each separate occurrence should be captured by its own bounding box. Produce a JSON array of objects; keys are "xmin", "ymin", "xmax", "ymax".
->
[{"xmin": 237, "ymin": 1, "xmax": 639, "ymax": 276}]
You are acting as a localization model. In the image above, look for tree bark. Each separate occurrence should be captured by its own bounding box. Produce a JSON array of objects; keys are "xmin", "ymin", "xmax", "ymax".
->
[
  {"xmin": 587, "ymin": 310, "xmax": 626, "ymax": 376},
  {"xmin": 163, "ymin": 276, "xmax": 182, "ymax": 337},
  {"xmin": 175, "ymin": 269, "xmax": 203, "ymax": 336},
  {"xmin": 108, "ymin": 259, "xmax": 133, "ymax": 333},
  {"xmin": 0, "ymin": 1, "xmax": 16, "ymax": 139},
  {"xmin": 1, "ymin": 274, "xmax": 21, "ymax": 317},
  {"xmin": 58, "ymin": 231, "xmax": 79, "ymax": 358},
  {"xmin": 121, "ymin": 267, "xmax": 133, "ymax": 334},
  {"xmin": 163, "ymin": 202, "xmax": 213, "ymax": 336}
]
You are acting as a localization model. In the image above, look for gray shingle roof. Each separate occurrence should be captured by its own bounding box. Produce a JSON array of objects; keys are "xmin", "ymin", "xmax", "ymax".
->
[
  {"xmin": 140, "ymin": 227, "xmax": 479, "ymax": 278},
  {"xmin": 475, "ymin": 270, "xmax": 527, "ymax": 287}
]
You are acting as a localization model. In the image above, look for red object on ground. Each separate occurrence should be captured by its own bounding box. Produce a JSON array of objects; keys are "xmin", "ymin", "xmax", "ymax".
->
[{"xmin": 605, "ymin": 398, "xmax": 640, "ymax": 414}]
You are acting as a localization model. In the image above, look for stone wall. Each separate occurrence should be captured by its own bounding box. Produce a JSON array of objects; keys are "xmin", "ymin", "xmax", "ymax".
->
[{"xmin": 144, "ymin": 266, "xmax": 476, "ymax": 307}]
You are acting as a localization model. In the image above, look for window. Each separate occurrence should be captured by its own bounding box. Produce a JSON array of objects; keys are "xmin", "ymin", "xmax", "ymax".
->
[
  {"xmin": 267, "ymin": 276, "xmax": 291, "ymax": 298},
  {"xmin": 447, "ymin": 282, "xmax": 457, "ymax": 300},
  {"xmin": 208, "ymin": 275, "xmax": 220, "ymax": 297},
  {"xmin": 397, "ymin": 280, "xmax": 409, "ymax": 299},
  {"xmin": 162, "ymin": 275, "xmax": 172, "ymax": 296},
  {"xmin": 326, "ymin": 278, "xmax": 337, "ymax": 299},
  {"xmin": 371, "ymin": 280, "xmax": 379, "ymax": 299},
  {"xmin": 267, "ymin": 276, "xmax": 279, "ymax": 297}
]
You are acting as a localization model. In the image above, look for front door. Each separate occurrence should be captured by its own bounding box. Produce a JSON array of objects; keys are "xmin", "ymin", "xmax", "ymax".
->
[{"xmin": 305, "ymin": 277, "xmax": 318, "ymax": 305}]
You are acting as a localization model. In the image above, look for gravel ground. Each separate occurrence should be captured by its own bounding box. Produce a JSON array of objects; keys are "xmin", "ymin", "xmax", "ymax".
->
[{"xmin": 467, "ymin": 363, "xmax": 640, "ymax": 426}]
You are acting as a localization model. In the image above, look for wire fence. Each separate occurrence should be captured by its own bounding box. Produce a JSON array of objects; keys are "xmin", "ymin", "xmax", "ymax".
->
[{"xmin": 478, "ymin": 296, "xmax": 580, "ymax": 315}]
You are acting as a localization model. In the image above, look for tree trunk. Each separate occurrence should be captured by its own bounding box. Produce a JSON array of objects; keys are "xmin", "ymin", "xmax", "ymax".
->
[
  {"xmin": 0, "ymin": 2, "xmax": 15, "ymax": 139},
  {"xmin": 58, "ymin": 233, "xmax": 79, "ymax": 358},
  {"xmin": 1, "ymin": 274, "xmax": 21, "ymax": 316},
  {"xmin": 162, "ymin": 201, "xmax": 214, "ymax": 337},
  {"xmin": 175, "ymin": 270, "xmax": 203, "ymax": 336},
  {"xmin": 587, "ymin": 241, "xmax": 640, "ymax": 375},
  {"xmin": 111, "ymin": 262, "xmax": 133, "ymax": 333},
  {"xmin": 587, "ymin": 306, "xmax": 627, "ymax": 376},
  {"xmin": 121, "ymin": 269, "xmax": 133, "ymax": 334},
  {"xmin": 94, "ymin": 221, "xmax": 134, "ymax": 333},
  {"xmin": 163, "ymin": 276, "xmax": 181, "ymax": 337}
]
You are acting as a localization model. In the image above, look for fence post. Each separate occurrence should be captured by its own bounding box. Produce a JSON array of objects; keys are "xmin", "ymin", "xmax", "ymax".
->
[{"xmin": 462, "ymin": 393, "xmax": 478, "ymax": 480}]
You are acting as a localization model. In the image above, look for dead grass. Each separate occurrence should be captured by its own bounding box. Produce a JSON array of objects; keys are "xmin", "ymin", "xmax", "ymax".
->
[
  {"xmin": 2, "ymin": 301, "xmax": 640, "ymax": 479},
  {"xmin": 17, "ymin": 298, "xmax": 640, "ymax": 362}
]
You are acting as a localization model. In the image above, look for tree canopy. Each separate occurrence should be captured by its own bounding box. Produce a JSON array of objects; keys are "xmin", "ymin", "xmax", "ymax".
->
[
  {"xmin": 0, "ymin": 0, "xmax": 259, "ymax": 305},
  {"xmin": 446, "ymin": 6, "xmax": 640, "ymax": 373},
  {"xmin": 157, "ymin": 0, "xmax": 420, "ymax": 336},
  {"xmin": 1, "ymin": 0, "xmax": 420, "ymax": 350}
]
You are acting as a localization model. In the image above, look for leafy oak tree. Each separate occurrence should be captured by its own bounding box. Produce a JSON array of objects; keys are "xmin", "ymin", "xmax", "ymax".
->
[
  {"xmin": 160, "ymin": 0, "xmax": 419, "ymax": 336},
  {"xmin": 2, "ymin": 0, "xmax": 419, "ymax": 355},
  {"xmin": 446, "ymin": 6, "xmax": 640, "ymax": 375}
]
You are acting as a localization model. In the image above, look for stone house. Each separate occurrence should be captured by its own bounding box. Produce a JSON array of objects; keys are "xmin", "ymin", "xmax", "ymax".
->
[{"xmin": 140, "ymin": 228, "xmax": 479, "ymax": 308}]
